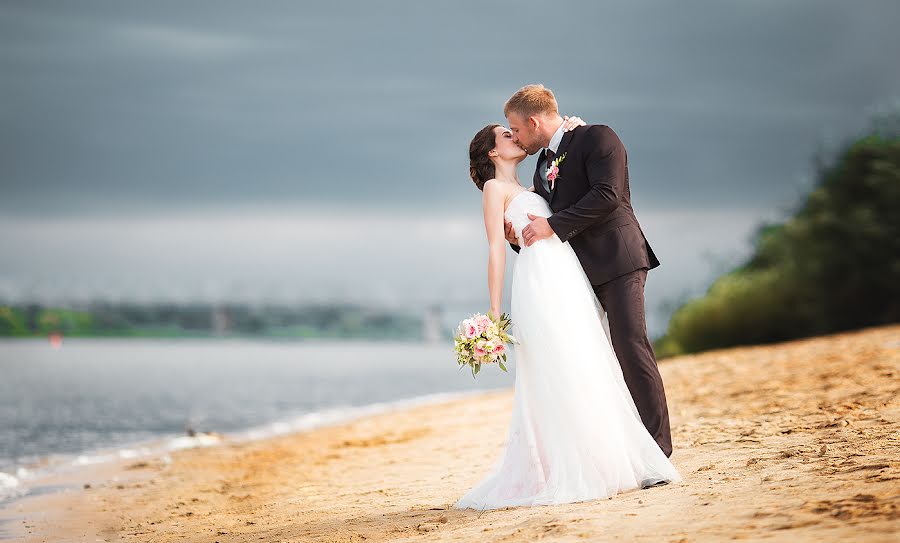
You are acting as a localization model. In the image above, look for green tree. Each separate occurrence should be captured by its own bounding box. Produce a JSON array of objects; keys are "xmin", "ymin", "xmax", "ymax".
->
[{"xmin": 656, "ymin": 116, "xmax": 900, "ymax": 357}]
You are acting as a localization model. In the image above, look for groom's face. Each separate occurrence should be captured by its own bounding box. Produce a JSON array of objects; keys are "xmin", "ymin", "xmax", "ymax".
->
[{"xmin": 506, "ymin": 112, "xmax": 541, "ymax": 155}]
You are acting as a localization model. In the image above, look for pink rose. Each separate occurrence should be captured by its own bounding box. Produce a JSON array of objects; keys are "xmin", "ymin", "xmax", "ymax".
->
[
  {"xmin": 474, "ymin": 314, "xmax": 492, "ymax": 335},
  {"xmin": 493, "ymin": 344, "xmax": 505, "ymax": 355},
  {"xmin": 547, "ymin": 165, "xmax": 559, "ymax": 182},
  {"xmin": 463, "ymin": 319, "xmax": 477, "ymax": 339},
  {"xmin": 474, "ymin": 347, "xmax": 486, "ymax": 357},
  {"xmin": 547, "ymin": 166, "xmax": 560, "ymax": 189}
]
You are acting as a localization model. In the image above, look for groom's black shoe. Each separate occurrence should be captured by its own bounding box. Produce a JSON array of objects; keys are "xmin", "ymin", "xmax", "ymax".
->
[{"xmin": 640, "ymin": 478, "xmax": 670, "ymax": 489}]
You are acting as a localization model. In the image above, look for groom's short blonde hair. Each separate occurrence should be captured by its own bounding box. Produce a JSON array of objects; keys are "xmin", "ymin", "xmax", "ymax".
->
[{"xmin": 504, "ymin": 84, "xmax": 559, "ymax": 119}]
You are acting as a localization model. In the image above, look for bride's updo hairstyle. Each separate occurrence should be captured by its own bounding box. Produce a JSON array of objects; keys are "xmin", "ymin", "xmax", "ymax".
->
[{"xmin": 468, "ymin": 123, "xmax": 500, "ymax": 191}]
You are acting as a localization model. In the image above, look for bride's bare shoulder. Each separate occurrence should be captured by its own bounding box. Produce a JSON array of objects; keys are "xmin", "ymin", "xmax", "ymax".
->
[{"xmin": 482, "ymin": 178, "xmax": 511, "ymax": 197}]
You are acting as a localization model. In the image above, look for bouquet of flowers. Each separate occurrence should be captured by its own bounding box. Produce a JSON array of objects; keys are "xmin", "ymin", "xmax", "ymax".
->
[{"xmin": 453, "ymin": 312, "xmax": 517, "ymax": 378}]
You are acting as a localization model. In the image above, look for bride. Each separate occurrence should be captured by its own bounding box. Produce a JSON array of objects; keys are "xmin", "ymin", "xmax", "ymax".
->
[{"xmin": 453, "ymin": 119, "xmax": 682, "ymax": 511}]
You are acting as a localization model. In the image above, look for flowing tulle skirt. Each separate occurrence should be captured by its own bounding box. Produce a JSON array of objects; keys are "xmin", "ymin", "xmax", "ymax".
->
[{"xmin": 454, "ymin": 233, "xmax": 682, "ymax": 510}]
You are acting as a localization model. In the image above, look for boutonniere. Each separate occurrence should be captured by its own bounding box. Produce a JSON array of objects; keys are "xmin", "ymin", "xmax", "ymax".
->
[{"xmin": 546, "ymin": 152, "xmax": 567, "ymax": 190}]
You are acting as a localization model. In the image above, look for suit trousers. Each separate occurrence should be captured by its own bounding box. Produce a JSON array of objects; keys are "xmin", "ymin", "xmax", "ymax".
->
[{"xmin": 592, "ymin": 268, "xmax": 673, "ymax": 457}]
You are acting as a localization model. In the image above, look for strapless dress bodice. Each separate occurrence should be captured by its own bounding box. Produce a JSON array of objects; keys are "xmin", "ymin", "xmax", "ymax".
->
[{"xmin": 504, "ymin": 190, "xmax": 553, "ymax": 247}]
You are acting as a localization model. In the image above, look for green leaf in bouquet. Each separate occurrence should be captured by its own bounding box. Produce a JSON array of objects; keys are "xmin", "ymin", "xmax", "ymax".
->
[{"xmin": 498, "ymin": 360, "xmax": 507, "ymax": 372}]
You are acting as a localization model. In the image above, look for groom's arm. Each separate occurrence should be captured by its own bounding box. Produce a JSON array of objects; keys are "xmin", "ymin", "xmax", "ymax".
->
[
  {"xmin": 505, "ymin": 219, "xmax": 521, "ymax": 253},
  {"xmin": 546, "ymin": 125, "xmax": 626, "ymax": 243}
]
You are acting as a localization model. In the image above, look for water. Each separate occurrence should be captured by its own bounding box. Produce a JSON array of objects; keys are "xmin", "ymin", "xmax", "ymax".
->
[{"xmin": 0, "ymin": 338, "xmax": 513, "ymax": 501}]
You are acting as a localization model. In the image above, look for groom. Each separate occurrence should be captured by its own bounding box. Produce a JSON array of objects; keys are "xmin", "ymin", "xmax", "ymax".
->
[{"xmin": 503, "ymin": 84, "xmax": 674, "ymax": 465}]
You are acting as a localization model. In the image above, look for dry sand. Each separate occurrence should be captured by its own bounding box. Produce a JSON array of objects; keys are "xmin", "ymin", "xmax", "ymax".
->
[{"xmin": 3, "ymin": 324, "xmax": 899, "ymax": 542}]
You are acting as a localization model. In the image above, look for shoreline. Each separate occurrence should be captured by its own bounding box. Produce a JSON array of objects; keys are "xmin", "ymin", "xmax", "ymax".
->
[
  {"xmin": 5, "ymin": 324, "xmax": 899, "ymax": 542},
  {"xmin": 0, "ymin": 387, "xmax": 506, "ymax": 511}
]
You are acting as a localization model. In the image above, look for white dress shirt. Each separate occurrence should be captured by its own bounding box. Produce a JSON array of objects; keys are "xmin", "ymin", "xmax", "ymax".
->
[
  {"xmin": 540, "ymin": 120, "xmax": 567, "ymax": 190},
  {"xmin": 546, "ymin": 120, "xmax": 566, "ymax": 155}
]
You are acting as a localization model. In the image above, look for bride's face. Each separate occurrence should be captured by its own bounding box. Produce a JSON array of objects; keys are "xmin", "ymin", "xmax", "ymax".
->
[{"xmin": 490, "ymin": 126, "xmax": 527, "ymax": 164}]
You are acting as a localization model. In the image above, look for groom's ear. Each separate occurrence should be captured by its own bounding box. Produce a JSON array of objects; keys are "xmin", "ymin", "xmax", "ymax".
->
[{"xmin": 528, "ymin": 115, "xmax": 540, "ymax": 130}]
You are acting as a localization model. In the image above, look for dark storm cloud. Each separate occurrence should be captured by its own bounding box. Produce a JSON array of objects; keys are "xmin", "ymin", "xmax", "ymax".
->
[{"xmin": 2, "ymin": 1, "xmax": 899, "ymax": 218}]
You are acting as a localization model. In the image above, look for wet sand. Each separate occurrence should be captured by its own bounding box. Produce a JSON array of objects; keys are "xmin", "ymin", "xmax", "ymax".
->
[{"xmin": 4, "ymin": 324, "xmax": 899, "ymax": 542}]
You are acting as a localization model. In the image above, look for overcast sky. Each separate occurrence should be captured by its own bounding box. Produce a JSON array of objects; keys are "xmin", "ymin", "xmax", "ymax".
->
[{"xmin": 2, "ymin": 1, "xmax": 899, "ymax": 335}]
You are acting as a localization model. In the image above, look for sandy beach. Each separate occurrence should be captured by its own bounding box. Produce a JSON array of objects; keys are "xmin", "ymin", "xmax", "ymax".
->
[{"xmin": 3, "ymin": 324, "xmax": 899, "ymax": 542}]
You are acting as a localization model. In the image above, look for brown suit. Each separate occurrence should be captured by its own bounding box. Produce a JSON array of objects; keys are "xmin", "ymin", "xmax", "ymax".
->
[{"xmin": 510, "ymin": 124, "xmax": 673, "ymax": 457}]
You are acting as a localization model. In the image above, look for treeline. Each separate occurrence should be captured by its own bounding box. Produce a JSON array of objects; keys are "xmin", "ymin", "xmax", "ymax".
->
[
  {"xmin": 0, "ymin": 301, "xmax": 422, "ymax": 340},
  {"xmin": 655, "ymin": 115, "xmax": 900, "ymax": 357}
]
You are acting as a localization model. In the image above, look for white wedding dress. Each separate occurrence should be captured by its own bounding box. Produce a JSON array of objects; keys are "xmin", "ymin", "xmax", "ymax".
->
[{"xmin": 454, "ymin": 190, "xmax": 682, "ymax": 510}]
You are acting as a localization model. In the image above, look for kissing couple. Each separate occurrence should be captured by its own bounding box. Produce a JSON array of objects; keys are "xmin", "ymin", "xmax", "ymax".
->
[{"xmin": 454, "ymin": 84, "xmax": 681, "ymax": 510}]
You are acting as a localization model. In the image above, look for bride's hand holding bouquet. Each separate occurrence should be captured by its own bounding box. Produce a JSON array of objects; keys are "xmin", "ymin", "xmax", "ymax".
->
[{"xmin": 453, "ymin": 310, "xmax": 517, "ymax": 378}]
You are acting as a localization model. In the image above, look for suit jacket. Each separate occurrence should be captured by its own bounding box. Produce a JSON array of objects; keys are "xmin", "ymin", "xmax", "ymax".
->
[{"xmin": 510, "ymin": 124, "xmax": 660, "ymax": 285}]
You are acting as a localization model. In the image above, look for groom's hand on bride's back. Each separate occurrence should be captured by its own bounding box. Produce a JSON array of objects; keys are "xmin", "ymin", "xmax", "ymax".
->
[{"xmin": 505, "ymin": 219, "xmax": 520, "ymax": 250}]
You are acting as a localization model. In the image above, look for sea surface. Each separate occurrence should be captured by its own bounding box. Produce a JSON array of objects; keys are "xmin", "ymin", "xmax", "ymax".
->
[{"xmin": 0, "ymin": 338, "xmax": 513, "ymax": 503}]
